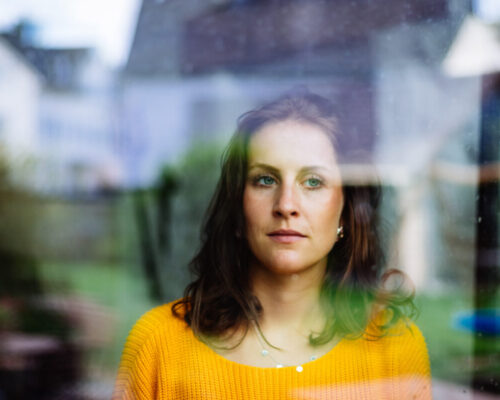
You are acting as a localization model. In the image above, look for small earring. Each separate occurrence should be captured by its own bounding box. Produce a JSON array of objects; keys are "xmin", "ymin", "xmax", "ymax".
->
[{"xmin": 337, "ymin": 226, "xmax": 344, "ymax": 239}]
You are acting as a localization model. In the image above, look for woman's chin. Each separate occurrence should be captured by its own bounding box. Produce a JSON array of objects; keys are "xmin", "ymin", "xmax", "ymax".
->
[{"xmin": 259, "ymin": 257, "xmax": 322, "ymax": 277}]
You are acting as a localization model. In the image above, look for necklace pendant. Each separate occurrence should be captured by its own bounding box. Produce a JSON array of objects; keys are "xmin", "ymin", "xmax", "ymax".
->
[{"xmin": 261, "ymin": 349, "xmax": 269, "ymax": 356}]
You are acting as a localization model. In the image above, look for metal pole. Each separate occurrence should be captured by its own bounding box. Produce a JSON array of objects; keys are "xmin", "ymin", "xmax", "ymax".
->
[{"xmin": 473, "ymin": 73, "xmax": 500, "ymax": 395}]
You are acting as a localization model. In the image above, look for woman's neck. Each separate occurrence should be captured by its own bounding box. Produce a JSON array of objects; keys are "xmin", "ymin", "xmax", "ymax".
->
[
  {"xmin": 211, "ymin": 262, "xmax": 337, "ymax": 368},
  {"xmin": 250, "ymin": 262, "xmax": 327, "ymax": 336}
]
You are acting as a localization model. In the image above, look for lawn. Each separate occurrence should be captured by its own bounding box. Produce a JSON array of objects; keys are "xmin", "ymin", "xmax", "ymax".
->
[{"xmin": 417, "ymin": 291, "xmax": 499, "ymax": 388}]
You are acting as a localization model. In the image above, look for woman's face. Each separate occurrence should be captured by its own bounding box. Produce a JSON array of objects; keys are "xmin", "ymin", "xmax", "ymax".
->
[{"xmin": 243, "ymin": 119, "xmax": 344, "ymax": 277}]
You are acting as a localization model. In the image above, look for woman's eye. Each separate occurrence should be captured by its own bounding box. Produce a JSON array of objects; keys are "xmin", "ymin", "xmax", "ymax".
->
[
  {"xmin": 305, "ymin": 178, "xmax": 322, "ymax": 188},
  {"xmin": 256, "ymin": 175, "xmax": 276, "ymax": 186}
]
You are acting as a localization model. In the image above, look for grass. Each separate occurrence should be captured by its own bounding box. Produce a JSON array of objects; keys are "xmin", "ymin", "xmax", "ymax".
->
[{"xmin": 416, "ymin": 291, "xmax": 499, "ymax": 386}]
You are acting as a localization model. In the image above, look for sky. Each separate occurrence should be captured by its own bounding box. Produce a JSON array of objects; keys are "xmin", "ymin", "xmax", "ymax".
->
[
  {"xmin": 0, "ymin": 0, "xmax": 141, "ymax": 67},
  {"xmin": 474, "ymin": 0, "xmax": 500, "ymax": 22}
]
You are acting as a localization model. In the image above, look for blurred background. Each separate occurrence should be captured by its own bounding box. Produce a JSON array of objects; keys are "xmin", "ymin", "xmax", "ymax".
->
[{"xmin": 0, "ymin": 0, "xmax": 498, "ymax": 398}]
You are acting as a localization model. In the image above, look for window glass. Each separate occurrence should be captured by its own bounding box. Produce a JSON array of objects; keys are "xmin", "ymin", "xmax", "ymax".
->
[{"xmin": 0, "ymin": 0, "xmax": 498, "ymax": 398}]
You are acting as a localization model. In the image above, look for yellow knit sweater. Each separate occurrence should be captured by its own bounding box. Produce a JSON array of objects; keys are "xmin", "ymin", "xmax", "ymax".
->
[{"xmin": 113, "ymin": 301, "xmax": 432, "ymax": 399}]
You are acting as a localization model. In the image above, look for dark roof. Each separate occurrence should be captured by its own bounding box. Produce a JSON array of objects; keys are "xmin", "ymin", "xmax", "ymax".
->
[
  {"xmin": 1, "ymin": 24, "xmax": 93, "ymax": 90},
  {"xmin": 126, "ymin": 0, "xmax": 449, "ymax": 76},
  {"xmin": 125, "ymin": 0, "xmax": 214, "ymax": 76}
]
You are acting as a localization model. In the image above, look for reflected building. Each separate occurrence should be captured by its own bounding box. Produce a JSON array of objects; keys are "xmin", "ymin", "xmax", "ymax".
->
[
  {"xmin": 1, "ymin": 21, "xmax": 123, "ymax": 196},
  {"xmin": 0, "ymin": 35, "xmax": 42, "ymax": 184},
  {"xmin": 122, "ymin": 0, "xmax": 477, "ymax": 294},
  {"xmin": 123, "ymin": 0, "xmax": 453, "ymax": 187}
]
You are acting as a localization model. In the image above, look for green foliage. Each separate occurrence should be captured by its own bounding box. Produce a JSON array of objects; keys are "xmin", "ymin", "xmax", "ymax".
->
[
  {"xmin": 18, "ymin": 306, "xmax": 72, "ymax": 340},
  {"xmin": 159, "ymin": 141, "xmax": 225, "ymax": 300}
]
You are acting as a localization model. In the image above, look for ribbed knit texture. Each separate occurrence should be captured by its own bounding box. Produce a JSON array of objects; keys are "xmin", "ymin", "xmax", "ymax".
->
[{"xmin": 113, "ymin": 301, "xmax": 432, "ymax": 399}]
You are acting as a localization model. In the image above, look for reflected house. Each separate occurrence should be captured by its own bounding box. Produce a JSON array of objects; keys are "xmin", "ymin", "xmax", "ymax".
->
[
  {"xmin": 123, "ymin": 0, "xmax": 450, "ymax": 187},
  {"xmin": 2, "ymin": 22, "xmax": 123, "ymax": 196},
  {"xmin": 0, "ymin": 36, "xmax": 42, "ymax": 183},
  {"xmin": 122, "ymin": 0, "xmax": 478, "ymax": 292}
]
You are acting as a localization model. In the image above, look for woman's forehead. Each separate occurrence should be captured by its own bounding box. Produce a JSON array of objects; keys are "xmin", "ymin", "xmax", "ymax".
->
[{"xmin": 247, "ymin": 120, "xmax": 338, "ymax": 169}]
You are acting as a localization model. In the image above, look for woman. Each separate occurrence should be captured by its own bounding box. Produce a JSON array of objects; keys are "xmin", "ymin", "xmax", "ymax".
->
[{"xmin": 113, "ymin": 92, "xmax": 431, "ymax": 399}]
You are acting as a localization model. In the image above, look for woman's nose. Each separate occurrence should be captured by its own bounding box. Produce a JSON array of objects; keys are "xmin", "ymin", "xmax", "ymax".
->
[{"xmin": 272, "ymin": 184, "xmax": 299, "ymax": 218}]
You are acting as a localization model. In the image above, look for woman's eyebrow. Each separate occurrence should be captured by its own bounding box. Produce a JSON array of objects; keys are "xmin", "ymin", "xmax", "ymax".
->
[
  {"xmin": 247, "ymin": 163, "xmax": 280, "ymax": 174},
  {"xmin": 299, "ymin": 166, "xmax": 331, "ymax": 174}
]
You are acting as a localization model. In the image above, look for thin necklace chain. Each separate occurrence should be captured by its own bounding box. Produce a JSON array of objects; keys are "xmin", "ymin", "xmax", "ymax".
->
[{"xmin": 251, "ymin": 320, "xmax": 318, "ymax": 372}]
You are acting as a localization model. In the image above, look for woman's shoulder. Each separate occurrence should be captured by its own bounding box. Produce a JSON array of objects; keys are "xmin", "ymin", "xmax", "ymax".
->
[
  {"xmin": 126, "ymin": 299, "xmax": 190, "ymax": 347},
  {"xmin": 365, "ymin": 306, "xmax": 426, "ymax": 344},
  {"xmin": 113, "ymin": 300, "xmax": 191, "ymax": 398}
]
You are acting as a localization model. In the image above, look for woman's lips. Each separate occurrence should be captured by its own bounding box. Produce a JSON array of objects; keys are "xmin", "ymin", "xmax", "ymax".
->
[{"xmin": 267, "ymin": 229, "xmax": 306, "ymax": 244}]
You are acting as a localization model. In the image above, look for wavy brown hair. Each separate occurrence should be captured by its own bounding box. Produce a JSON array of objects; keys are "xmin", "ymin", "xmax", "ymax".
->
[{"xmin": 173, "ymin": 91, "xmax": 417, "ymax": 345}]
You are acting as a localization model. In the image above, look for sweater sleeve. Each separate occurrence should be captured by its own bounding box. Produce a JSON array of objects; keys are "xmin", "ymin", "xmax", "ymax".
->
[
  {"xmin": 112, "ymin": 308, "xmax": 165, "ymax": 400},
  {"xmin": 396, "ymin": 323, "xmax": 432, "ymax": 399}
]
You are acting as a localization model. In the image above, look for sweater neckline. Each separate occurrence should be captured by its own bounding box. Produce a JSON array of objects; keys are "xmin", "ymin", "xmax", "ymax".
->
[{"xmin": 190, "ymin": 325, "xmax": 346, "ymax": 372}]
